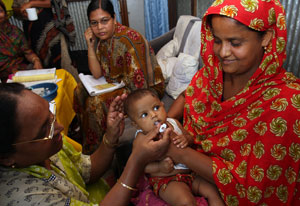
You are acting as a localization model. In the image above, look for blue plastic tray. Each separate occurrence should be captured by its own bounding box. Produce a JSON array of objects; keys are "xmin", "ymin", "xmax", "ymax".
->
[{"xmin": 29, "ymin": 82, "xmax": 58, "ymax": 102}]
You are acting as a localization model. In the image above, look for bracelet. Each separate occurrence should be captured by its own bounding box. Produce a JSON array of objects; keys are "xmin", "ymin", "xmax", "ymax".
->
[
  {"xmin": 88, "ymin": 55, "xmax": 97, "ymax": 59},
  {"xmin": 117, "ymin": 179, "xmax": 137, "ymax": 191},
  {"xmin": 102, "ymin": 133, "xmax": 118, "ymax": 148},
  {"xmin": 31, "ymin": 57, "xmax": 40, "ymax": 63}
]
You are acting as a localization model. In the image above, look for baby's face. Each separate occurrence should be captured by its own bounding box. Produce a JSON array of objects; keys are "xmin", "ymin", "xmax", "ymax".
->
[{"xmin": 130, "ymin": 94, "xmax": 167, "ymax": 133}]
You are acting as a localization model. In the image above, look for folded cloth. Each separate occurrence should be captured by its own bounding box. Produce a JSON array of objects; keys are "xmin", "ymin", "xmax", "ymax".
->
[{"xmin": 166, "ymin": 53, "xmax": 199, "ymax": 99}]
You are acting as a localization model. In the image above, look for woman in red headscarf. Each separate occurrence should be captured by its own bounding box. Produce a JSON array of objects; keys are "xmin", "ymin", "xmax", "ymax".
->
[{"xmin": 161, "ymin": 0, "xmax": 300, "ymax": 205}]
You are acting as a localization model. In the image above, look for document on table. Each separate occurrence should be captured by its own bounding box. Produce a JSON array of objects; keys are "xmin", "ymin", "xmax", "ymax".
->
[
  {"xmin": 79, "ymin": 73, "xmax": 125, "ymax": 96},
  {"xmin": 12, "ymin": 68, "xmax": 56, "ymax": 82}
]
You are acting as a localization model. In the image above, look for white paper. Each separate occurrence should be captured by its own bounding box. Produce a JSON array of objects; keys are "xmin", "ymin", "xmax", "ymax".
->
[
  {"xmin": 79, "ymin": 73, "xmax": 125, "ymax": 96},
  {"xmin": 49, "ymin": 101, "xmax": 56, "ymax": 113},
  {"xmin": 7, "ymin": 75, "xmax": 57, "ymax": 87},
  {"xmin": 13, "ymin": 68, "xmax": 56, "ymax": 77}
]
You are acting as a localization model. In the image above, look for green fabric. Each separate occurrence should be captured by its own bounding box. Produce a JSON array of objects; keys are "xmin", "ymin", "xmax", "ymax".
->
[
  {"xmin": 86, "ymin": 179, "xmax": 110, "ymax": 204},
  {"xmin": 58, "ymin": 137, "xmax": 89, "ymax": 196},
  {"xmin": 17, "ymin": 136, "xmax": 110, "ymax": 205}
]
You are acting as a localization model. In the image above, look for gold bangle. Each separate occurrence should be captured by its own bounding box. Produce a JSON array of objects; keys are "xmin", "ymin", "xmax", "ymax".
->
[
  {"xmin": 102, "ymin": 133, "xmax": 118, "ymax": 148},
  {"xmin": 88, "ymin": 55, "xmax": 97, "ymax": 59},
  {"xmin": 117, "ymin": 179, "xmax": 137, "ymax": 191}
]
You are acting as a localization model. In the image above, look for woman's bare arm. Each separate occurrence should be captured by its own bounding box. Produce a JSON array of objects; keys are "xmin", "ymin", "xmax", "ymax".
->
[
  {"xmin": 167, "ymin": 91, "xmax": 185, "ymax": 121},
  {"xmin": 89, "ymin": 94, "xmax": 126, "ymax": 182},
  {"xmin": 167, "ymin": 140, "xmax": 215, "ymax": 184},
  {"xmin": 85, "ymin": 27, "xmax": 102, "ymax": 78},
  {"xmin": 13, "ymin": 0, "xmax": 51, "ymax": 18},
  {"xmin": 25, "ymin": 52, "xmax": 43, "ymax": 69},
  {"xmin": 101, "ymin": 128, "xmax": 171, "ymax": 206},
  {"xmin": 26, "ymin": 0, "xmax": 51, "ymax": 8},
  {"xmin": 173, "ymin": 118, "xmax": 194, "ymax": 145}
]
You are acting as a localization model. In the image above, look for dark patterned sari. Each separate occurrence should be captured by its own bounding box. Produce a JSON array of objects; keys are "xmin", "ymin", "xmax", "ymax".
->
[{"xmin": 0, "ymin": 21, "xmax": 33, "ymax": 82}]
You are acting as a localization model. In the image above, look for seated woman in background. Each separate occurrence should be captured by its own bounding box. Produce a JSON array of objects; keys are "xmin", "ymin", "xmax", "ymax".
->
[
  {"xmin": 12, "ymin": 0, "xmax": 79, "ymax": 81},
  {"xmin": 74, "ymin": 0, "xmax": 165, "ymax": 154},
  {"xmin": 0, "ymin": 83, "xmax": 170, "ymax": 206},
  {"xmin": 0, "ymin": 0, "xmax": 42, "ymax": 83}
]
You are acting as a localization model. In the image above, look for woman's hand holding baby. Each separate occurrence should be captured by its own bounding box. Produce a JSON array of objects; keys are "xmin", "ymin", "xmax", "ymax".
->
[{"xmin": 134, "ymin": 127, "xmax": 171, "ymax": 167}]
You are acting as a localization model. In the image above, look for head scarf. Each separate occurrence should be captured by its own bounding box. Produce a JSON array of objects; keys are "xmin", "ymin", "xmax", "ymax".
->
[
  {"xmin": 184, "ymin": 0, "xmax": 292, "ymax": 141},
  {"xmin": 184, "ymin": 0, "xmax": 300, "ymax": 205}
]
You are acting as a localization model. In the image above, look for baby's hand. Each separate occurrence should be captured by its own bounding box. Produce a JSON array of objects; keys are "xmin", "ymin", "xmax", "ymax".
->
[
  {"xmin": 172, "ymin": 135, "xmax": 188, "ymax": 148},
  {"xmin": 159, "ymin": 157, "xmax": 174, "ymax": 173}
]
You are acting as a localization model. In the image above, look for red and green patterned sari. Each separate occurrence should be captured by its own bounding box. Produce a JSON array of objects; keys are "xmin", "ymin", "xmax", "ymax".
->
[{"xmin": 184, "ymin": 0, "xmax": 300, "ymax": 205}]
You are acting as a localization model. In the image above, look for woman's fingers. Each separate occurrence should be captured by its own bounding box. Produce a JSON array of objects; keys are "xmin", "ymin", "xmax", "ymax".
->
[
  {"xmin": 106, "ymin": 94, "xmax": 128, "ymax": 138},
  {"xmin": 84, "ymin": 28, "xmax": 96, "ymax": 46},
  {"xmin": 133, "ymin": 127, "xmax": 171, "ymax": 164},
  {"xmin": 109, "ymin": 94, "xmax": 127, "ymax": 114}
]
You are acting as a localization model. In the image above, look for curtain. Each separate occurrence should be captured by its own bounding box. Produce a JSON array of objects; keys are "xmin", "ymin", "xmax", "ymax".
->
[
  {"xmin": 144, "ymin": 0, "xmax": 169, "ymax": 41},
  {"xmin": 111, "ymin": 0, "xmax": 121, "ymax": 23}
]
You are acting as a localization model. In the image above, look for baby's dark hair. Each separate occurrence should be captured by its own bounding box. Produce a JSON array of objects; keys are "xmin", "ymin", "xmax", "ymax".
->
[{"xmin": 124, "ymin": 89, "xmax": 159, "ymax": 119}]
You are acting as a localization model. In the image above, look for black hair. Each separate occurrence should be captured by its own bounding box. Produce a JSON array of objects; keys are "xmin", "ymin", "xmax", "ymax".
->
[
  {"xmin": 0, "ymin": 0, "xmax": 7, "ymax": 15},
  {"xmin": 0, "ymin": 83, "xmax": 25, "ymax": 156},
  {"xmin": 207, "ymin": 14, "xmax": 266, "ymax": 37},
  {"xmin": 87, "ymin": 0, "xmax": 115, "ymax": 21},
  {"xmin": 124, "ymin": 89, "xmax": 159, "ymax": 119}
]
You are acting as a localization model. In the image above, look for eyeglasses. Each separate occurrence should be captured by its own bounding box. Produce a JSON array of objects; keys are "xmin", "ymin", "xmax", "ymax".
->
[
  {"xmin": 12, "ymin": 103, "xmax": 56, "ymax": 145},
  {"xmin": 90, "ymin": 17, "xmax": 111, "ymax": 27}
]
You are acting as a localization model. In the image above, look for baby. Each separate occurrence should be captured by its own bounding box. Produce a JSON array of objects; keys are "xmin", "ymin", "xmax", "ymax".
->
[{"xmin": 124, "ymin": 89, "xmax": 224, "ymax": 206}]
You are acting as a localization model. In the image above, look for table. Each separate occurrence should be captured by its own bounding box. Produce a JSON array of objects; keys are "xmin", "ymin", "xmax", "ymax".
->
[{"xmin": 54, "ymin": 69, "xmax": 77, "ymax": 135}]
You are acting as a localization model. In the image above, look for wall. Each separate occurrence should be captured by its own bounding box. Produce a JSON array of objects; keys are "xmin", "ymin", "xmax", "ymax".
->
[
  {"xmin": 127, "ymin": 0, "xmax": 145, "ymax": 36},
  {"xmin": 176, "ymin": 0, "xmax": 213, "ymax": 22},
  {"xmin": 68, "ymin": 1, "xmax": 90, "ymax": 51},
  {"xmin": 281, "ymin": 0, "xmax": 300, "ymax": 76},
  {"xmin": 176, "ymin": 0, "xmax": 191, "ymax": 18},
  {"xmin": 196, "ymin": 0, "xmax": 214, "ymax": 18}
]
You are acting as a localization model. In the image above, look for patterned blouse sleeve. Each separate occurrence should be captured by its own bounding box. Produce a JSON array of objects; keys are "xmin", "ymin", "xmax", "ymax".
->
[
  {"xmin": 14, "ymin": 26, "xmax": 34, "ymax": 57},
  {"xmin": 0, "ymin": 168, "xmax": 99, "ymax": 206},
  {"xmin": 117, "ymin": 27, "xmax": 165, "ymax": 98}
]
